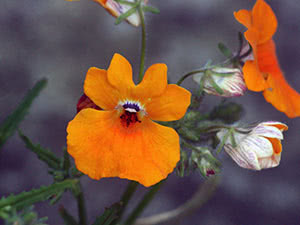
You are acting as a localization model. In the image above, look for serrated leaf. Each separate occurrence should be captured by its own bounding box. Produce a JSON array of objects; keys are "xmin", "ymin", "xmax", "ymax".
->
[
  {"xmin": 0, "ymin": 179, "xmax": 78, "ymax": 211},
  {"xmin": 93, "ymin": 202, "xmax": 122, "ymax": 225},
  {"xmin": 18, "ymin": 131, "xmax": 61, "ymax": 170},
  {"xmin": 0, "ymin": 79, "xmax": 47, "ymax": 148}
]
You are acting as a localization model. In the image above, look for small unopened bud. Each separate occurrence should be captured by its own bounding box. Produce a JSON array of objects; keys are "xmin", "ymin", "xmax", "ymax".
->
[
  {"xmin": 193, "ymin": 67, "xmax": 246, "ymax": 97},
  {"xmin": 191, "ymin": 148, "xmax": 221, "ymax": 178}
]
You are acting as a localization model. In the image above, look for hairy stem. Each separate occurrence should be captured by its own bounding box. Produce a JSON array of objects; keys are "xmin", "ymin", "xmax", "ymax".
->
[{"xmin": 138, "ymin": 3, "xmax": 146, "ymax": 82}]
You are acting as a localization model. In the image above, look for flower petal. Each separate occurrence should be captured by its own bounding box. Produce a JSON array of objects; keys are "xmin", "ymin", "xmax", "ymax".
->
[
  {"xmin": 266, "ymin": 137, "xmax": 282, "ymax": 154},
  {"xmin": 107, "ymin": 53, "xmax": 135, "ymax": 94},
  {"xmin": 84, "ymin": 67, "xmax": 120, "ymax": 110},
  {"xmin": 146, "ymin": 84, "xmax": 191, "ymax": 121},
  {"xmin": 258, "ymin": 153, "xmax": 281, "ymax": 169},
  {"xmin": 224, "ymin": 144, "xmax": 260, "ymax": 170},
  {"xmin": 242, "ymin": 135, "xmax": 273, "ymax": 158},
  {"xmin": 243, "ymin": 60, "xmax": 268, "ymax": 92},
  {"xmin": 252, "ymin": 0, "xmax": 277, "ymax": 44},
  {"xmin": 134, "ymin": 63, "xmax": 168, "ymax": 99},
  {"xmin": 253, "ymin": 124, "xmax": 284, "ymax": 140},
  {"xmin": 263, "ymin": 71, "xmax": 300, "ymax": 118},
  {"xmin": 261, "ymin": 121, "xmax": 288, "ymax": 131},
  {"xmin": 256, "ymin": 40, "xmax": 281, "ymax": 74},
  {"xmin": 234, "ymin": 9, "xmax": 252, "ymax": 28},
  {"xmin": 67, "ymin": 108, "xmax": 180, "ymax": 187}
]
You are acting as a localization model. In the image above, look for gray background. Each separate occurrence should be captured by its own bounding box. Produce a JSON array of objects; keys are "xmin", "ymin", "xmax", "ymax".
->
[{"xmin": 1, "ymin": 0, "xmax": 300, "ymax": 224}]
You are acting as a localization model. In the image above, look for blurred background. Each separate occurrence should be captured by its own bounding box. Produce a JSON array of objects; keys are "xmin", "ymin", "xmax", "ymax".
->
[{"xmin": 1, "ymin": 0, "xmax": 300, "ymax": 224}]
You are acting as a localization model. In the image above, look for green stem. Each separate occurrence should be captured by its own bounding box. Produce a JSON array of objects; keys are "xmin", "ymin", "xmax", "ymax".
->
[
  {"xmin": 216, "ymin": 128, "xmax": 233, "ymax": 154},
  {"xmin": 176, "ymin": 69, "xmax": 206, "ymax": 86},
  {"xmin": 74, "ymin": 183, "xmax": 87, "ymax": 225},
  {"xmin": 138, "ymin": 3, "xmax": 146, "ymax": 82},
  {"xmin": 124, "ymin": 181, "xmax": 164, "ymax": 225},
  {"xmin": 113, "ymin": 181, "xmax": 139, "ymax": 224}
]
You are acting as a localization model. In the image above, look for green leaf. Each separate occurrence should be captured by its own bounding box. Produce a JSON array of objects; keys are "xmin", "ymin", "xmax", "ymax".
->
[
  {"xmin": 176, "ymin": 150, "xmax": 188, "ymax": 177},
  {"xmin": 218, "ymin": 42, "xmax": 233, "ymax": 58},
  {"xmin": 0, "ymin": 179, "xmax": 78, "ymax": 211},
  {"xmin": 142, "ymin": 5, "xmax": 160, "ymax": 14},
  {"xmin": 62, "ymin": 147, "xmax": 71, "ymax": 172},
  {"xmin": 18, "ymin": 131, "xmax": 61, "ymax": 170},
  {"xmin": 0, "ymin": 79, "xmax": 47, "ymax": 148},
  {"xmin": 114, "ymin": 0, "xmax": 136, "ymax": 6},
  {"xmin": 93, "ymin": 202, "xmax": 122, "ymax": 225},
  {"xmin": 206, "ymin": 74, "xmax": 224, "ymax": 95},
  {"xmin": 115, "ymin": 6, "xmax": 137, "ymax": 25},
  {"xmin": 59, "ymin": 206, "xmax": 79, "ymax": 225}
]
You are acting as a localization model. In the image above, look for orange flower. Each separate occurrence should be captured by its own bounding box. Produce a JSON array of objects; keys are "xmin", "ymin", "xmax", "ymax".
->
[
  {"xmin": 234, "ymin": 0, "xmax": 300, "ymax": 118},
  {"xmin": 67, "ymin": 54, "xmax": 191, "ymax": 187}
]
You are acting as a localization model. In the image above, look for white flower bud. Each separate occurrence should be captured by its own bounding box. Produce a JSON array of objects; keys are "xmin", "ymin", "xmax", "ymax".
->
[
  {"xmin": 217, "ymin": 122, "xmax": 288, "ymax": 170},
  {"xmin": 193, "ymin": 67, "xmax": 246, "ymax": 97}
]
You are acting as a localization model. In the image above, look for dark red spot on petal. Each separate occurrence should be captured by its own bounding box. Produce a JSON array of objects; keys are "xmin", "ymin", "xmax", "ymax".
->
[{"xmin": 120, "ymin": 111, "xmax": 141, "ymax": 128}]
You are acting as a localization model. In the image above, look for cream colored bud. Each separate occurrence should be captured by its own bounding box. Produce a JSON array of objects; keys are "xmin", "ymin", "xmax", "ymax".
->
[
  {"xmin": 217, "ymin": 122, "xmax": 288, "ymax": 170},
  {"xmin": 193, "ymin": 67, "xmax": 246, "ymax": 97}
]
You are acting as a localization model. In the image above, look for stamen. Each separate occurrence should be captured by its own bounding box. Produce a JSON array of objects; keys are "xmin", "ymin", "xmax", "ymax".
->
[{"xmin": 120, "ymin": 111, "xmax": 141, "ymax": 127}]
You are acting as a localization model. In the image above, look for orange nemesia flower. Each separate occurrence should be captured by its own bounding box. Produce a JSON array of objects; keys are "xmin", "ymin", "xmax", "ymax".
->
[
  {"xmin": 234, "ymin": 0, "xmax": 300, "ymax": 118},
  {"xmin": 67, "ymin": 53, "xmax": 191, "ymax": 187}
]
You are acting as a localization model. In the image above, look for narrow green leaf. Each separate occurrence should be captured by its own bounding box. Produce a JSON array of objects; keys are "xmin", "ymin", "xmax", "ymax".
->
[
  {"xmin": 59, "ymin": 205, "xmax": 79, "ymax": 225},
  {"xmin": 114, "ymin": 0, "xmax": 136, "ymax": 6},
  {"xmin": 218, "ymin": 42, "xmax": 233, "ymax": 58},
  {"xmin": 115, "ymin": 7, "xmax": 137, "ymax": 25},
  {"xmin": 0, "ymin": 79, "xmax": 47, "ymax": 148},
  {"xmin": 62, "ymin": 147, "xmax": 71, "ymax": 172},
  {"xmin": 0, "ymin": 179, "xmax": 78, "ymax": 211},
  {"xmin": 207, "ymin": 74, "xmax": 224, "ymax": 95},
  {"xmin": 93, "ymin": 203, "xmax": 122, "ymax": 225},
  {"xmin": 49, "ymin": 191, "xmax": 63, "ymax": 205},
  {"xmin": 142, "ymin": 5, "xmax": 160, "ymax": 14},
  {"xmin": 18, "ymin": 130, "xmax": 61, "ymax": 170}
]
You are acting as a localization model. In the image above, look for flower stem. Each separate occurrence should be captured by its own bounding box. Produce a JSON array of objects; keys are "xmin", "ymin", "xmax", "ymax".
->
[
  {"xmin": 138, "ymin": 2, "xmax": 146, "ymax": 83},
  {"xmin": 134, "ymin": 175, "xmax": 220, "ymax": 225},
  {"xmin": 124, "ymin": 181, "xmax": 164, "ymax": 225},
  {"xmin": 113, "ymin": 181, "xmax": 139, "ymax": 224},
  {"xmin": 74, "ymin": 183, "xmax": 87, "ymax": 225},
  {"xmin": 176, "ymin": 69, "xmax": 206, "ymax": 86}
]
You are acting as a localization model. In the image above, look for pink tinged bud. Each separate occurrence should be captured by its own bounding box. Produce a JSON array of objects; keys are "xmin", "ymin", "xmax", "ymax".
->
[
  {"xmin": 217, "ymin": 122, "xmax": 288, "ymax": 170},
  {"xmin": 193, "ymin": 67, "xmax": 246, "ymax": 97},
  {"xmin": 95, "ymin": 0, "xmax": 146, "ymax": 27},
  {"xmin": 206, "ymin": 169, "xmax": 215, "ymax": 177}
]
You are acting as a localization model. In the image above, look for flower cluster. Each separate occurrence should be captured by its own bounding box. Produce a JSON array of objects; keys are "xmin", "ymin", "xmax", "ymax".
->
[{"xmin": 66, "ymin": 0, "xmax": 296, "ymax": 186}]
